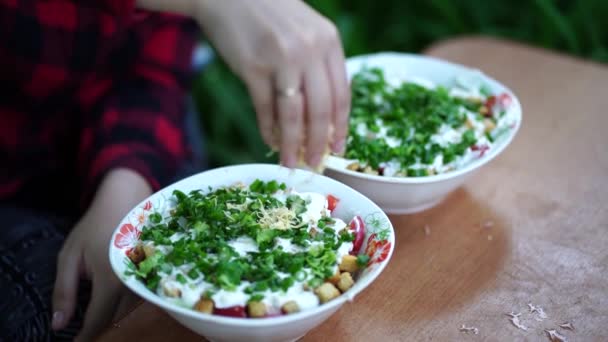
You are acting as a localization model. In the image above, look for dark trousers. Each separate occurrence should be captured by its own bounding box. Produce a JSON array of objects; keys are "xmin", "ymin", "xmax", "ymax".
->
[{"xmin": 0, "ymin": 207, "xmax": 90, "ymax": 341}]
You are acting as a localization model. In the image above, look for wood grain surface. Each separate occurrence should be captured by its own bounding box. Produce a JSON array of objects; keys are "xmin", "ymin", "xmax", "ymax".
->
[{"xmin": 99, "ymin": 36, "xmax": 608, "ymax": 342}]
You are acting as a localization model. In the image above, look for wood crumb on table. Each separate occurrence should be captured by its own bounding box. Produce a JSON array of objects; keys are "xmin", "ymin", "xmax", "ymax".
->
[
  {"xmin": 459, "ymin": 324, "xmax": 479, "ymax": 335},
  {"xmin": 424, "ymin": 224, "xmax": 431, "ymax": 236},
  {"xmin": 506, "ymin": 312, "xmax": 528, "ymax": 331},
  {"xmin": 545, "ymin": 329, "xmax": 568, "ymax": 342},
  {"xmin": 528, "ymin": 303, "xmax": 548, "ymax": 321}
]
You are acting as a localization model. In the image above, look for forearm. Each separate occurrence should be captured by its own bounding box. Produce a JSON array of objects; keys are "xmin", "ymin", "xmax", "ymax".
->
[{"xmin": 87, "ymin": 168, "xmax": 152, "ymax": 231}]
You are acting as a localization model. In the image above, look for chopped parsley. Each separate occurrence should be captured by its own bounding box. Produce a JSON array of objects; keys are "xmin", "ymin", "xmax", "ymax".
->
[
  {"xmin": 345, "ymin": 67, "xmax": 501, "ymax": 176},
  {"xmin": 132, "ymin": 180, "xmax": 357, "ymax": 301}
]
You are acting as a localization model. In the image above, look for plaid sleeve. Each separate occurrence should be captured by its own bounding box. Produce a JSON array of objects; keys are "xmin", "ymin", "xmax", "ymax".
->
[
  {"xmin": 102, "ymin": 0, "xmax": 137, "ymax": 16},
  {"xmin": 77, "ymin": 14, "xmax": 199, "ymax": 203}
]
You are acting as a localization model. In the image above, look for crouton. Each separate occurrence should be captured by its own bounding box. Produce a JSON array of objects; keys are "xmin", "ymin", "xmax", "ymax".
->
[
  {"xmin": 465, "ymin": 118, "xmax": 474, "ymax": 129},
  {"xmin": 327, "ymin": 270, "xmax": 341, "ymax": 285},
  {"xmin": 346, "ymin": 162, "xmax": 360, "ymax": 171},
  {"xmin": 162, "ymin": 284, "xmax": 181, "ymax": 298},
  {"xmin": 337, "ymin": 272, "xmax": 354, "ymax": 292},
  {"xmin": 339, "ymin": 255, "xmax": 359, "ymax": 273},
  {"xmin": 127, "ymin": 245, "xmax": 145, "ymax": 264},
  {"xmin": 362, "ymin": 166, "xmax": 378, "ymax": 175},
  {"xmin": 314, "ymin": 283, "xmax": 340, "ymax": 303},
  {"xmin": 484, "ymin": 118, "xmax": 496, "ymax": 132},
  {"xmin": 281, "ymin": 301, "xmax": 300, "ymax": 315},
  {"xmin": 247, "ymin": 301, "xmax": 266, "ymax": 318},
  {"xmin": 194, "ymin": 298, "xmax": 214, "ymax": 314},
  {"xmin": 143, "ymin": 243, "xmax": 155, "ymax": 258}
]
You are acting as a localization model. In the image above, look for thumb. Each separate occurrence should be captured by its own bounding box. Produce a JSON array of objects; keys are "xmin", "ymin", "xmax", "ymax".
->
[{"xmin": 52, "ymin": 246, "xmax": 81, "ymax": 331}]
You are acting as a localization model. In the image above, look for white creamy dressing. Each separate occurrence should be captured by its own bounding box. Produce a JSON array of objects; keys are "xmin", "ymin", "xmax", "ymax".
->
[
  {"xmin": 297, "ymin": 192, "xmax": 329, "ymax": 224},
  {"xmin": 430, "ymin": 123, "xmax": 464, "ymax": 147},
  {"xmin": 356, "ymin": 120, "xmax": 401, "ymax": 148},
  {"xmin": 228, "ymin": 236, "xmax": 259, "ymax": 256},
  {"xmin": 212, "ymin": 283, "xmax": 252, "ymax": 308},
  {"xmin": 349, "ymin": 73, "xmax": 516, "ymax": 176},
  {"xmin": 154, "ymin": 189, "xmax": 353, "ymax": 311},
  {"xmin": 275, "ymin": 238, "xmax": 304, "ymax": 253}
]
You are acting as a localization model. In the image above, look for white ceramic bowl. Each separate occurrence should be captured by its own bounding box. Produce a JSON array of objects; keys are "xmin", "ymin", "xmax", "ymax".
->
[
  {"xmin": 324, "ymin": 52, "xmax": 522, "ymax": 214},
  {"xmin": 109, "ymin": 164, "xmax": 394, "ymax": 342}
]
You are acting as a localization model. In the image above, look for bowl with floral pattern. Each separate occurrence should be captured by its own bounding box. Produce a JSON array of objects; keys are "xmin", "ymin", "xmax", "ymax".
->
[{"xmin": 109, "ymin": 164, "xmax": 394, "ymax": 342}]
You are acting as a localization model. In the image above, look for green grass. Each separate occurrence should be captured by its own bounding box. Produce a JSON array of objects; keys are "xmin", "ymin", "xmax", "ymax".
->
[{"xmin": 193, "ymin": 0, "xmax": 608, "ymax": 167}]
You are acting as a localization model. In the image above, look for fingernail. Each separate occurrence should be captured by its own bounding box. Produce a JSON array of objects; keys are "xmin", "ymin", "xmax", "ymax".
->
[
  {"xmin": 52, "ymin": 311, "xmax": 64, "ymax": 330},
  {"xmin": 333, "ymin": 140, "xmax": 346, "ymax": 155},
  {"xmin": 283, "ymin": 155, "xmax": 296, "ymax": 169},
  {"xmin": 309, "ymin": 154, "xmax": 322, "ymax": 169}
]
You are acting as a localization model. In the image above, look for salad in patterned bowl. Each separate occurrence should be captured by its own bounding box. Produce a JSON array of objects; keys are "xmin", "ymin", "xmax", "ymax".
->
[{"xmin": 109, "ymin": 164, "xmax": 394, "ymax": 342}]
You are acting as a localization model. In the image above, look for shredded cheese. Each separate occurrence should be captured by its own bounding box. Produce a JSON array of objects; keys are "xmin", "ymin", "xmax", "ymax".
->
[{"xmin": 257, "ymin": 205, "xmax": 297, "ymax": 230}]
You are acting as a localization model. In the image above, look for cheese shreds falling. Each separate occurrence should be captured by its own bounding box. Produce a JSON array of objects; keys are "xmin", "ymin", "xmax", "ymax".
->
[{"xmin": 257, "ymin": 205, "xmax": 297, "ymax": 230}]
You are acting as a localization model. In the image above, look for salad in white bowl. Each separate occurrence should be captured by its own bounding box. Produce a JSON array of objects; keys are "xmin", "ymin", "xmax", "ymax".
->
[
  {"xmin": 324, "ymin": 53, "xmax": 522, "ymax": 214},
  {"xmin": 110, "ymin": 164, "xmax": 394, "ymax": 342},
  {"xmin": 343, "ymin": 67, "xmax": 517, "ymax": 177}
]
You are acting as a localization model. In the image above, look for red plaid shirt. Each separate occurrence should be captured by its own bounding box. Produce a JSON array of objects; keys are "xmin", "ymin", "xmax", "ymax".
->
[{"xmin": 0, "ymin": 0, "xmax": 199, "ymax": 214}]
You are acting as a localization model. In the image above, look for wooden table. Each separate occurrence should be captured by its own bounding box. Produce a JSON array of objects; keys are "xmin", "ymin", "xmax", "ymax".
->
[{"xmin": 99, "ymin": 37, "xmax": 608, "ymax": 341}]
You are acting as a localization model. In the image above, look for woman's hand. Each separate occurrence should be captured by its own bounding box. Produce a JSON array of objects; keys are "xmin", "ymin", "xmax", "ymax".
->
[
  {"xmin": 196, "ymin": 0, "xmax": 350, "ymax": 168},
  {"xmin": 136, "ymin": 0, "xmax": 350, "ymax": 167},
  {"xmin": 51, "ymin": 169, "xmax": 151, "ymax": 341}
]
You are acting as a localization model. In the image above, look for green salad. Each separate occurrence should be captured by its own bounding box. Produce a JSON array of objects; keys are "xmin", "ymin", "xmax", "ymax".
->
[
  {"xmin": 125, "ymin": 180, "xmax": 367, "ymax": 318},
  {"xmin": 343, "ymin": 67, "xmax": 516, "ymax": 177}
]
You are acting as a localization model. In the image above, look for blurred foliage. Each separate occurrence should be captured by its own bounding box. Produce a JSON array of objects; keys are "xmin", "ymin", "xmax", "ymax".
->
[{"xmin": 193, "ymin": 0, "xmax": 608, "ymax": 167}]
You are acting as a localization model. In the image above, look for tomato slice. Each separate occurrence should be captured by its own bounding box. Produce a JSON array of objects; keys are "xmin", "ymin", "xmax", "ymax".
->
[
  {"xmin": 327, "ymin": 194, "xmax": 339, "ymax": 212},
  {"xmin": 498, "ymin": 93, "xmax": 512, "ymax": 108},
  {"xmin": 484, "ymin": 93, "xmax": 511, "ymax": 117},
  {"xmin": 349, "ymin": 216, "xmax": 365, "ymax": 255},
  {"xmin": 214, "ymin": 305, "xmax": 247, "ymax": 318},
  {"xmin": 484, "ymin": 95, "xmax": 496, "ymax": 114},
  {"xmin": 471, "ymin": 144, "xmax": 490, "ymax": 157}
]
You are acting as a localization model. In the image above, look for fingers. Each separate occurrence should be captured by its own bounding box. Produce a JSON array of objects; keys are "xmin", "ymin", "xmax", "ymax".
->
[
  {"xmin": 303, "ymin": 61, "xmax": 332, "ymax": 167},
  {"xmin": 76, "ymin": 275, "xmax": 121, "ymax": 341},
  {"xmin": 52, "ymin": 246, "xmax": 81, "ymax": 331},
  {"xmin": 246, "ymin": 75, "xmax": 277, "ymax": 148},
  {"xmin": 326, "ymin": 40, "xmax": 350, "ymax": 154},
  {"xmin": 275, "ymin": 71, "xmax": 304, "ymax": 168}
]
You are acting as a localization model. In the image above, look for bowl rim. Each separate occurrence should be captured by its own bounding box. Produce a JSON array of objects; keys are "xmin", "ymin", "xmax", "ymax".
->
[
  {"xmin": 109, "ymin": 163, "xmax": 395, "ymax": 327},
  {"xmin": 325, "ymin": 52, "xmax": 522, "ymax": 184}
]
